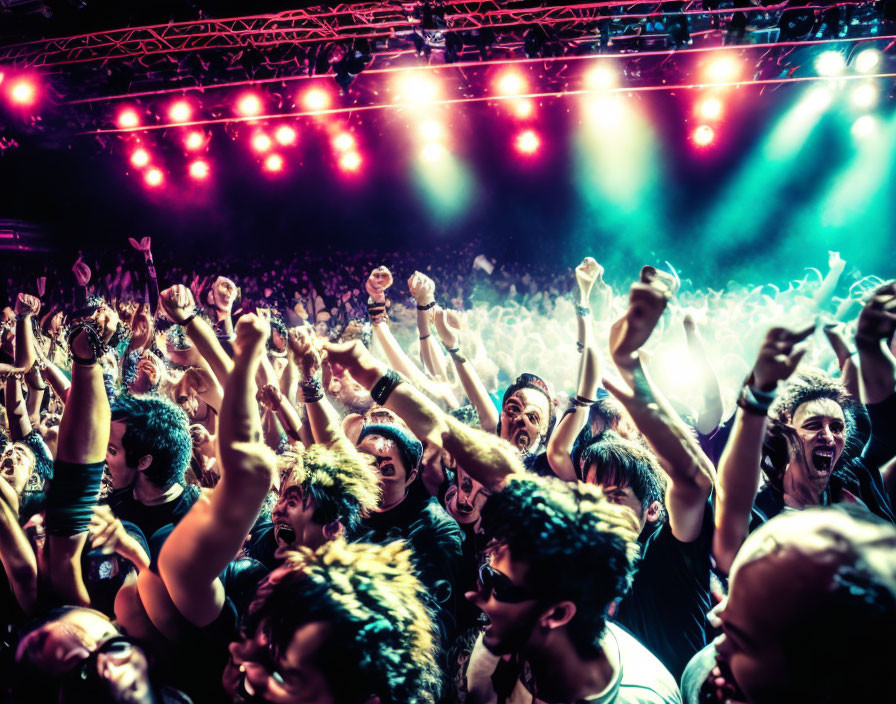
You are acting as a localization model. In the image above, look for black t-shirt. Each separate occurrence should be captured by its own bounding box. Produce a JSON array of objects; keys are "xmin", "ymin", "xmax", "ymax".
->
[
  {"xmin": 243, "ymin": 521, "xmax": 278, "ymax": 571},
  {"xmin": 104, "ymin": 485, "xmax": 198, "ymax": 544},
  {"xmin": 614, "ymin": 500, "xmax": 715, "ymax": 680}
]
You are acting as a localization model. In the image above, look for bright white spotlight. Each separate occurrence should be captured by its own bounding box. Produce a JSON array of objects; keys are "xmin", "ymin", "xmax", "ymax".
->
[
  {"xmin": 496, "ymin": 71, "xmax": 527, "ymax": 96},
  {"xmin": 169, "ymin": 100, "xmax": 191, "ymax": 123},
  {"xmin": 144, "ymin": 168, "xmax": 164, "ymax": 187},
  {"xmin": 585, "ymin": 65, "xmax": 617, "ymax": 90},
  {"xmin": 9, "ymin": 79, "xmax": 36, "ymax": 105},
  {"xmin": 264, "ymin": 154, "xmax": 284, "ymax": 172},
  {"xmin": 130, "ymin": 149, "xmax": 150, "ymax": 168},
  {"xmin": 513, "ymin": 99, "xmax": 534, "ymax": 118},
  {"xmin": 399, "ymin": 72, "xmax": 439, "ymax": 104},
  {"xmin": 189, "ymin": 160, "xmax": 210, "ymax": 179},
  {"xmin": 252, "ymin": 133, "xmax": 273, "ymax": 153},
  {"xmin": 339, "ymin": 151, "xmax": 362, "ymax": 171},
  {"xmin": 692, "ymin": 125, "xmax": 715, "ymax": 147},
  {"xmin": 851, "ymin": 115, "xmax": 877, "ymax": 139},
  {"xmin": 854, "ymin": 48, "xmax": 882, "ymax": 74},
  {"xmin": 185, "ymin": 131, "xmax": 205, "ymax": 150},
  {"xmin": 851, "ymin": 82, "xmax": 878, "ymax": 110},
  {"xmin": 803, "ymin": 85, "xmax": 833, "ymax": 112},
  {"xmin": 236, "ymin": 92, "xmax": 263, "ymax": 117},
  {"xmin": 421, "ymin": 142, "xmax": 447, "ymax": 162},
  {"xmin": 117, "ymin": 109, "xmax": 140, "ymax": 129},
  {"xmin": 696, "ymin": 96, "xmax": 723, "ymax": 121},
  {"xmin": 332, "ymin": 132, "xmax": 355, "ymax": 152},
  {"xmin": 303, "ymin": 88, "xmax": 331, "ymax": 111},
  {"xmin": 419, "ymin": 121, "xmax": 444, "ymax": 141},
  {"xmin": 586, "ymin": 96, "xmax": 625, "ymax": 126},
  {"xmin": 705, "ymin": 54, "xmax": 741, "ymax": 83},
  {"xmin": 514, "ymin": 129, "xmax": 540, "ymax": 155},
  {"xmin": 275, "ymin": 126, "xmax": 297, "ymax": 146},
  {"xmin": 815, "ymin": 51, "xmax": 846, "ymax": 77}
]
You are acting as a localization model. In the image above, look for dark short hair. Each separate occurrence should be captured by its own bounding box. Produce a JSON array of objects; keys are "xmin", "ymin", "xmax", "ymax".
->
[
  {"xmin": 246, "ymin": 540, "xmax": 441, "ymax": 704},
  {"xmin": 357, "ymin": 424, "xmax": 423, "ymax": 471},
  {"xmin": 498, "ymin": 373, "xmax": 557, "ymax": 448},
  {"xmin": 110, "ymin": 394, "xmax": 191, "ymax": 489},
  {"xmin": 577, "ymin": 432, "xmax": 667, "ymax": 519},
  {"xmin": 480, "ymin": 475, "xmax": 640, "ymax": 659}
]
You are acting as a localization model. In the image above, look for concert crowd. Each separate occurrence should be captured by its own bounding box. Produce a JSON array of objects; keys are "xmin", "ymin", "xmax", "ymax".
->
[{"xmin": 1, "ymin": 238, "xmax": 894, "ymax": 704}]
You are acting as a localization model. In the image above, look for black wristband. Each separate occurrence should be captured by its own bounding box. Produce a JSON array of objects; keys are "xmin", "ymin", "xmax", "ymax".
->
[
  {"xmin": 416, "ymin": 301, "xmax": 436, "ymax": 311},
  {"xmin": 370, "ymin": 369, "xmax": 404, "ymax": 405},
  {"xmin": 737, "ymin": 397, "xmax": 770, "ymax": 417},
  {"xmin": 419, "ymin": 334, "xmax": 431, "ymax": 341},
  {"xmin": 576, "ymin": 341, "xmax": 585, "ymax": 353},
  {"xmin": 446, "ymin": 346, "xmax": 467, "ymax": 364},
  {"xmin": 180, "ymin": 310, "xmax": 199, "ymax": 326}
]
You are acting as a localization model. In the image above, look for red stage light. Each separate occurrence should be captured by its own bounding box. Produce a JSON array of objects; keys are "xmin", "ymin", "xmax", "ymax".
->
[
  {"xmin": 332, "ymin": 132, "xmax": 355, "ymax": 152},
  {"xmin": 145, "ymin": 168, "xmax": 164, "ymax": 187},
  {"xmin": 496, "ymin": 71, "xmax": 527, "ymax": 96},
  {"xmin": 185, "ymin": 131, "xmax": 205, "ymax": 150},
  {"xmin": 339, "ymin": 152, "xmax": 362, "ymax": 172},
  {"xmin": 304, "ymin": 88, "xmax": 331, "ymax": 111},
  {"xmin": 264, "ymin": 154, "xmax": 284, "ymax": 172},
  {"xmin": 169, "ymin": 100, "xmax": 192, "ymax": 123},
  {"xmin": 692, "ymin": 125, "xmax": 715, "ymax": 147},
  {"xmin": 513, "ymin": 99, "xmax": 535, "ymax": 119},
  {"xmin": 236, "ymin": 93, "xmax": 263, "ymax": 117},
  {"xmin": 252, "ymin": 133, "xmax": 273, "ymax": 152},
  {"xmin": 130, "ymin": 149, "xmax": 150, "ymax": 168},
  {"xmin": 9, "ymin": 79, "xmax": 36, "ymax": 105},
  {"xmin": 515, "ymin": 129, "xmax": 540, "ymax": 154},
  {"xmin": 189, "ymin": 160, "xmax": 209, "ymax": 179},
  {"xmin": 275, "ymin": 126, "xmax": 297, "ymax": 146},
  {"xmin": 118, "ymin": 109, "xmax": 140, "ymax": 129}
]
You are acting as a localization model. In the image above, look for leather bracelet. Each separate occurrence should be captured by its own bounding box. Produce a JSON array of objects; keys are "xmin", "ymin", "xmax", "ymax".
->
[
  {"xmin": 571, "ymin": 395, "xmax": 595, "ymax": 407},
  {"xmin": 370, "ymin": 369, "xmax": 404, "ymax": 405},
  {"xmin": 416, "ymin": 301, "xmax": 436, "ymax": 311}
]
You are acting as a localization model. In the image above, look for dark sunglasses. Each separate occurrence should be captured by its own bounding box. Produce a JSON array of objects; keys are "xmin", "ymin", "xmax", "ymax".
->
[{"xmin": 478, "ymin": 563, "xmax": 536, "ymax": 603}]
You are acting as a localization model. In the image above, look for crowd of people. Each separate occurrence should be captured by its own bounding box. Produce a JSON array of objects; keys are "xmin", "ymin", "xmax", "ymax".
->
[{"xmin": 1, "ymin": 237, "xmax": 895, "ymax": 704}]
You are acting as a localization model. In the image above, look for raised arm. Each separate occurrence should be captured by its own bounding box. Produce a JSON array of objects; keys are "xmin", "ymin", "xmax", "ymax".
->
[
  {"xmin": 546, "ymin": 257, "xmax": 602, "ymax": 481},
  {"xmin": 14, "ymin": 294, "xmax": 41, "ymax": 373},
  {"xmin": 408, "ymin": 271, "xmax": 450, "ymax": 381},
  {"xmin": 158, "ymin": 314, "xmax": 276, "ymax": 627},
  {"xmin": 0, "ymin": 476, "xmax": 37, "ymax": 614},
  {"xmin": 326, "ymin": 341, "xmax": 524, "ymax": 490},
  {"xmin": 4, "ymin": 375, "xmax": 32, "ymax": 441},
  {"xmin": 855, "ymin": 281, "xmax": 896, "ymax": 405},
  {"xmin": 46, "ymin": 308, "xmax": 117, "ymax": 606},
  {"xmin": 603, "ymin": 268, "xmax": 716, "ymax": 542},
  {"xmin": 683, "ymin": 313, "xmax": 725, "ymax": 435},
  {"xmin": 712, "ymin": 324, "xmax": 813, "ymax": 573},
  {"xmin": 128, "ymin": 236, "xmax": 161, "ymax": 316}
]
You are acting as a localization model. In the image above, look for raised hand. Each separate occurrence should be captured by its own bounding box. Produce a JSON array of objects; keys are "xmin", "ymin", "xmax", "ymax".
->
[
  {"xmin": 160, "ymin": 284, "xmax": 197, "ymax": 324},
  {"xmin": 408, "ymin": 271, "xmax": 435, "ymax": 307},
  {"xmin": 365, "ymin": 266, "xmax": 393, "ymax": 303},
  {"xmin": 36, "ymin": 277, "xmax": 46, "ymax": 298},
  {"xmin": 89, "ymin": 505, "xmax": 149, "ymax": 569},
  {"xmin": 433, "ymin": 307, "xmax": 462, "ymax": 348},
  {"xmin": 575, "ymin": 257, "xmax": 603, "ymax": 299},
  {"xmin": 256, "ymin": 383, "xmax": 283, "ymax": 410},
  {"xmin": 288, "ymin": 325, "xmax": 323, "ymax": 378},
  {"xmin": 72, "ymin": 256, "xmax": 92, "ymax": 287},
  {"xmin": 128, "ymin": 236, "xmax": 153, "ymax": 256},
  {"xmin": 828, "ymin": 250, "xmax": 846, "ymax": 272},
  {"xmin": 609, "ymin": 267, "xmax": 675, "ymax": 369},
  {"xmin": 14, "ymin": 293, "xmax": 40, "ymax": 318},
  {"xmin": 750, "ymin": 324, "xmax": 815, "ymax": 392},
  {"xmin": 856, "ymin": 281, "xmax": 896, "ymax": 348},
  {"xmin": 135, "ymin": 351, "xmax": 165, "ymax": 389},
  {"xmin": 233, "ymin": 313, "xmax": 269, "ymax": 359}
]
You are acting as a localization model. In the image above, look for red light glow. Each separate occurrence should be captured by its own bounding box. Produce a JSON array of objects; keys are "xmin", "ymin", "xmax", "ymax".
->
[
  {"xmin": 252, "ymin": 133, "xmax": 273, "ymax": 152},
  {"xmin": 236, "ymin": 93, "xmax": 263, "ymax": 117},
  {"xmin": 117, "ymin": 109, "xmax": 140, "ymax": 129},
  {"xmin": 130, "ymin": 149, "xmax": 150, "ymax": 168},
  {"xmin": 264, "ymin": 154, "xmax": 284, "ymax": 172},
  {"xmin": 339, "ymin": 152, "xmax": 362, "ymax": 172},
  {"xmin": 515, "ymin": 130, "xmax": 540, "ymax": 155},
  {"xmin": 145, "ymin": 168, "xmax": 164, "ymax": 187},
  {"xmin": 9, "ymin": 79, "xmax": 36, "ymax": 105},
  {"xmin": 304, "ymin": 89, "xmax": 331, "ymax": 111},
  {"xmin": 692, "ymin": 125, "xmax": 715, "ymax": 147},
  {"xmin": 189, "ymin": 160, "xmax": 210, "ymax": 179},
  {"xmin": 185, "ymin": 131, "xmax": 205, "ymax": 150},
  {"xmin": 275, "ymin": 126, "xmax": 297, "ymax": 146},
  {"xmin": 169, "ymin": 100, "xmax": 192, "ymax": 123}
]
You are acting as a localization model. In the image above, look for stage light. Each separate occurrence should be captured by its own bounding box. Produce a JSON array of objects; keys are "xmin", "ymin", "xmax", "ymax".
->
[
  {"xmin": 803, "ymin": 85, "xmax": 833, "ymax": 112},
  {"xmin": 421, "ymin": 143, "xmax": 447, "ymax": 162},
  {"xmin": 851, "ymin": 115, "xmax": 876, "ymax": 139},
  {"xmin": 513, "ymin": 99, "xmax": 534, "ymax": 118},
  {"xmin": 696, "ymin": 97, "xmax": 723, "ymax": 120},
  {"xmin": 332, "ymin": 132, "xmax": 355, "ymax": 152},
  {"xmin": 586, "ymin": 96, "xmax": 625, "ymax": 127},
  {"xmin": 117, "ymin": 109, "xmax": 140, "ymax": 129},
  {"xmin": 169, "ymin": 100, "xmax": 192, "ymax": 123},
  {"xmin": 854, "ymin": 48, "xmax": 882, "ymax": 74},
  {"xmin": 185, "ymin": 131, "xmax": 205, "ymax": 150},
  {"xmin": 252, "ymin": 133, "xmax": 273, "ymax": 152},
  {"xmin": 339, "ymin": 152, "xmax": 362, "ymax": 171},
  {"xmin": 704, "ymin": 54, "xmax": 741, "ymax": 83},
  {"xmin": 9, "ymin": 79, "xmax": 36, "ymax": 105},
  {"xmin": 515, "ymin": 129, "xmax": 540, "ymax": 154},
  {"xmin": 419, "ymin": 121, "xmax": 444, "ymax": 141},
  {"xmin": 189, "ymin": 160, "xmax": 209, "ymax": 179},
  {"xmin": 815, "ymin": 51, "xmax": 846, "ymax": 76},
  {"xmin": 851, "ymin": 82, "xmax": 878, "ymax": 109},
  {"xmin": 236, "ymin": 92, "xmax": 263, "ymax": 117},
  {"xmin": 145, "ymin": 168, "xmax": 164, "ymax": 187},
  {"xmin": 399, "ymin": 72, "xmax": 439, "ymax": 104},
  {"xmin": 275, "ymin": 126, "xmax": 297, "ymax": 146},
  {"xmin": 303, "ymin": 88, "xmax": 331, "ymax": 111},
  {"xmin": 130, "ymin": 149, "xmax": 150, "ymax": 168},
  {"xmin": 264, "ymin": 154, "xmax": 284, "ymax": 172},
  {"xmin": 585, "ymin": 65, "xmax": 617, "ymax": 90},
  {"xmin": 496, "ymin": 71, "xmax": 527, "ymax": 96},
  {"xmin": 692, "ymin": 125, "xmax": 715, "ymax": 147}
]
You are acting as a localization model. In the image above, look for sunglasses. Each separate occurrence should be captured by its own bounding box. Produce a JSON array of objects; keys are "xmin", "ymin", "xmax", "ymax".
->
[{"xmin": 478, "ymin": 563, "xmax": 536, "ymax": 603}]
